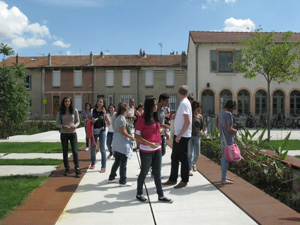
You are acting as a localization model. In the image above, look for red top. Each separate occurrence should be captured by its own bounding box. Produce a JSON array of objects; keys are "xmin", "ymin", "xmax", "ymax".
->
[{"xmin": 135, "ymin": 116, "xmax": 161, "ymax": 152}]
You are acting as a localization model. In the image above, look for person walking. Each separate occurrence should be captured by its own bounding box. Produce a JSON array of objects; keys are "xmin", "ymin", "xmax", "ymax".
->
[
  {"xmin": 90, "ymin": 98, "xmax": 110, "ymax": 173},
  {"xmin": 135, "ymin": 98, "xmax": 173, "ymax": 203},
  {"xmin": 82, "ymin": 102, "xmax": 92, "ymax": 151},
  {"xmin": 108, "ymin": 102, "xmax": 135, "ymax": 186},
  {"xmin": 125, "ymin": 98, "xmax": 136, "ymax": 149},
  {"xmin": 217, "ymin": 100, "xmax": 237, "ymax": 184},
  {"xmin": 56, "ymin": 96, "xmax": 81, "ymax": 177},
  {"xmin": 188, "ymin": 100, "xmax": 204, "ymax": 176},
  {"xmin": 107, "ymin": 104, "xmax": 116, "ymax": 159},
  {"xmin": 162, "ymin": 85, "xmax": 192, "ymax": 188}
]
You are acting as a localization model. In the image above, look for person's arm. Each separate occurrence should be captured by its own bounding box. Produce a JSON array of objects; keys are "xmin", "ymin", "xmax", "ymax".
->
[
  {"xmin": 73, "ymin": 109, "xmax": 80, "ymax": 128},
  {"xmin": 105, "ymin": 113, "xmax": 111, "ymax": 126},
  {"xmin": 175, "ymin": 114, "xmax": 191, "ymax": 143},
  {"xmin": 120, "ymin": 126, "xmax": 135, "ymax": 140},
  {"xmin": 227, "ymin": 124, "xmax": 237, "ymax": 135},
  {"xmin": 135, "ymin": 134, "xmax": 159, "ymax": 149}
]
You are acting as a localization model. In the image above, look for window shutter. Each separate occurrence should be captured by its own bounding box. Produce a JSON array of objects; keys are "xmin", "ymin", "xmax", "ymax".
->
[
  {"xmin": 145, "ymin": 70, "xmax": 153, "ymax": 86},
  {"xmin": 74, "ymin": 70, "xmax": 82, "ymax": 87},
  {"xmin": 166, "ymin": 70, "xmax": 174, "ymax": 86},
  {"xmin": 106, "ymin": 70, "xmax": 114, "ymax": 86},
  {"xmin": 52, "ymin": 70, "xmax": 61, "ymax": 87},
  {"xmin": 122, "ymin": 70, "xmax": 130, "ymax": 86},
  {"xmin": 210, "ymin": 50, "xmax": 218, "ymax": 72}
]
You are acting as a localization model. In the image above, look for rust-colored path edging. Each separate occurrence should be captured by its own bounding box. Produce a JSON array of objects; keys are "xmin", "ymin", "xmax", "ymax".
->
[
  {"xmin": 1, "ymin": 146, "xmax": 91, "ymax": 225},
  {"xmin": 167, "ymin": 139, "xmax": 300, "ymax": 225}
]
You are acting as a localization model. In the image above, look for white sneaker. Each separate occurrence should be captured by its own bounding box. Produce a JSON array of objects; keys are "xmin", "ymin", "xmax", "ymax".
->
[
  {"xmin": 85, "ymin": 147, "xmax": 89, "ymax": 151},
  {"xmin": 119, "ymin": 182, "xmax": 133, "ymax": 187},
  {"xmin": 108, "ymin": 179, "xmax": 117, "ymax": 183}
]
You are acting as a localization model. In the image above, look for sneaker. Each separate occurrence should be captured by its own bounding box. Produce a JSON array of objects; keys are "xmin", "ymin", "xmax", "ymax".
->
[
  {"xmin": 136, "ymin": 195, "xmax": 149, "ymax": 203},
  {"xmin": 63, "ymin": 169, "xmax": 69, "ymax": 176},
  {"xmin": 90, "ymin": 165, "xmax": 95, "ymax": 169},
  {"xmin": 174, "ymin": 181, "xmax": 187, "ymax": 189},
  {"xmin": 75, "ymin": 168, "xmax": 82, "ymax": 176},
  {"xmin": 189, "ymin": 171, "xmax": 193, "ymax": 176},
  {"xmin": 85, "ymin": 147, "xmax": 89, "ymax": 151},
  {"xmin": 192, "ymin": 165, "xmax": 197, "ymax": 171},
  {"xmin": 119, "ymin": 182, "xmax": 133, "ymax": 187},
  {"xmin": 108, "ymin": 179, "xmax": 117, "ymax": 183},
  {"xmin": 158, "ymin": 196, "xmax": 173, "ymax": 203},
  {"xmin": 100, "ymin": 168, "xmax": 106, "ymax": 173},
  {"xmin": 162, "ymin": 180, "xmax": 177, "ymax": 185}
]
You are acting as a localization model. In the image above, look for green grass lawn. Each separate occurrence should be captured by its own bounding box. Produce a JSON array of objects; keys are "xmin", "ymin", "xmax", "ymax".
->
[
  {"xmin": 0, "ymin": 159, "xmax": 63, "ymax": 165},
  {"xmin": 260, "ymin": 140, "xmax": 300, "ymax": 150},
  {"xmin": 0, "ymin": 142, "xmax": 84, "ymax": 153},
  {"xmin": 0, "ymin": 176, "xmax": 48, "ymax": 220}
]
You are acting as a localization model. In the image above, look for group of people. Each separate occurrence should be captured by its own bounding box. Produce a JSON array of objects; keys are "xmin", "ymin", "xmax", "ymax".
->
[{"xmin": 56, "ymin": 85, "xmax": 238, "ymax": 204}]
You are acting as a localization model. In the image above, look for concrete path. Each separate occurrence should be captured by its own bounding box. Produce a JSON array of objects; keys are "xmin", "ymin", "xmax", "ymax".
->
[
  {"xmin": 55, "ymin": 147, "xmax": 257, "ymax": 225},
  {"xmin": 0, "ymin": 165, "xmax": 57, "ymax": 176},
  {"xmin": 1, "ymin": 153, "xmax": 68, "ymax": 159}
]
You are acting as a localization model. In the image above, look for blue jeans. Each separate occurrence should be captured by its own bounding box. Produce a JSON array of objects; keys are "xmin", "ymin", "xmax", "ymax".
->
[
  {"xmin": 137, "ymin": 150, "xmax": 163, "ymax": 197},
  {"xmin": 221, "ymin": 142, "xmax": 229, "ymax": 182},
  {"xmin": 106, "ymin": 132, "xmax": 114, "ymax": 156},
  {"xmin": 169, "ymin": 136, "xmax": 190, "ymax": 183},
  {"xmin": 188, "ymin": 136, "xmax": 201, "ymax": 171},
  {"xmin": 109, "ymin": 151, "xmax": 128, "ymax": 184},
  {"xmin": 60, "ymin": 133, "xmax": 79, "ymax": 169},
  {"xmin": 84, "ymin": 125, "xmax": 89, "ymax": 148},
  {"xmin": 91, "ymin": 130, "xmax": 106, "ymax": 169}
]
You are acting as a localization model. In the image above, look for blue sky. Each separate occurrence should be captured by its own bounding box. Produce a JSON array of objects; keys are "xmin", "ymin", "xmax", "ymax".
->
[{"xmin": 1, "ymin": 0, "xmax": 300, "ymax": 57}]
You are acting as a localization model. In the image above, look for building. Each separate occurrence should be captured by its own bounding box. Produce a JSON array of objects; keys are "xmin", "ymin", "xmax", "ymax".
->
[
  {"xmin": 187, "ymin": 31, "xmax": 300, "ymax": 118},
  {"xmin": 4, "ymin": 50, "xmax": 187, "ymax": 119}
]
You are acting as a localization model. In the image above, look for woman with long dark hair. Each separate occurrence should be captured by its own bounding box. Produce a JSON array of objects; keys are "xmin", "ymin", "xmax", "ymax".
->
[
  {"xmin": 134, "ymin": 98, "xmax": 173, "ymax": 203},
  {"xmin": 106, "ymin": 104, "xmax": 116, "ymax": 159},
  {"xmin": 108, "ymin": 102, "xmax": 135, "ymax": 186},
  {"xmin": 56, "ymin": 96, "xmax": 81, "ymax": 177},
  {"xmin": 90, "ymin": 97, "xmax": 110, "ymax": 173}
]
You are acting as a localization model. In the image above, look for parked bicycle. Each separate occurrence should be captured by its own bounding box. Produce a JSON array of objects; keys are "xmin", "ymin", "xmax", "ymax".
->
[
  {"xmin": 286, "ymin": 115, "xmax": 300, "ymax": 129},
  {"xmin": 272, "ymin": 113, "xmax": 286, "ymax": 129},
  {"xmin": 255, "ymin": 114, "xmax": 267, "ymax": 129},
  {"xmin": 233, "ymin": 114, "xmax": 245, "ymax": 132},
  {"xmin": 245, "ymin": 112, "xmax": 256, "ymax": 128}
]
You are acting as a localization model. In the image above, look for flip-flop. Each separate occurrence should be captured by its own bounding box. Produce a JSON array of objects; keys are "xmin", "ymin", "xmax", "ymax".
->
[
  {"xmin": 227, "ymin": 178, "xmax": 234, "ymax": 182},
  {"xmin": 222, "ymin": 180, "xmax": 234, "ymax": 185}
]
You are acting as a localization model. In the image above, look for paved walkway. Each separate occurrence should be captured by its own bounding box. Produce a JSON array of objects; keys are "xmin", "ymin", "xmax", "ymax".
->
[{"xmin": 55, "ymin": 147, "xmax": 257, "ymax": 225}]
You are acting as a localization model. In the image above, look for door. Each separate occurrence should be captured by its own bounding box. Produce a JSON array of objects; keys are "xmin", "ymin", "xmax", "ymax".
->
[{"xmin": 53, "ymin": 96, "xmax": 60, "ymax": 115}]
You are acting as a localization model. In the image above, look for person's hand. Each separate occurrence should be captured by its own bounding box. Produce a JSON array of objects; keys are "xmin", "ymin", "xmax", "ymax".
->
[
  {"xmin": 130, "ymin": 136, "xmax": 136, "ymax": 141},
  {"xmin": 166, "ymin": 132, "xmax": 170, "ymax": 140},
  {"xmin": 162, "ymin": 124, "xmax": 170, "ymax": 129},
  {"xmin": 172, "ymin": 114, "xmax": 176, "ymax": 120},
  {"xmin": 102, "ymin": 107, "xmax": 106, "ymax": 114},
  {"xmin": 149, "ymin": 142, "xmax": 159, "ymax": 149},
  {"xmin": 64, "ymin": 125, "xmax": 70, "ymax": 130},
  {"xmin": 92, "ymin": 118, "xmax": 98, "ymax": 124},
  {"xmin": 175, "ymin": 135, "xmax": 181, "ymax": 143}
]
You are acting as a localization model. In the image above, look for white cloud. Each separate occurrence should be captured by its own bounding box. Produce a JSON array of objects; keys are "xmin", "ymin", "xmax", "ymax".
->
[
  {"xmin": 66, "ymin": 50, "xmax": 71, "ymax": 55},
  {"xmin": 225, "ymin": 0, "xmax": 236, "ymax": 3},
  {"xmin": 12, "ymin": 37, "xmax": 46, "ymax": 48},
  {"xmin": 223, "ymin": 17, "xmax": 255, "ymax": 32},
  {"xmin": 25, "ymin": 23, "xmax": 50, "ymax": 37},
  {"xmin": 52, "ymin": 40, "xmax": 71, "ymax": 48},
  {"xmin": 201, "ymin": 4, "xmax": 207, "ymax": 9},
  {"xmin": 34, "ymin": 0, "xmax": 123, "ymax": 7}
]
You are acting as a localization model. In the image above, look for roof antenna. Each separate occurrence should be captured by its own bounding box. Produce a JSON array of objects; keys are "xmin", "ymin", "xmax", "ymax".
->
[{"xmin": 158, "ymin": 42, "xmax": 163, "ymax": 55}]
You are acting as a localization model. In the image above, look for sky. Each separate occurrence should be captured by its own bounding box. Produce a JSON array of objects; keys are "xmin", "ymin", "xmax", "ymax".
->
[{"xmin": 1, "ymin": 0, "xmax": 300, "ymax": 57}]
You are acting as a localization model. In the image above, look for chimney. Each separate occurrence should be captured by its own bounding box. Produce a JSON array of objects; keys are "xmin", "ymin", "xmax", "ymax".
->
[
  {"xmin": 139, "ymin": 49, "xmax": 142, "ymax": 57},
  {"xmin": 16, "ymin": 54, "xmax": 19, "ymax": 64},
  {"xmin": 89, "ymin": 52, "xmax": 93, "ymax": 65},
  {"xmin": 100, "ymin": 51, "xmax": 103, "ymax": 58},
  {"xmin": 48, "ymin": 53, "xmax": 51, "ymax": 66},
  {"xmin": 142, "ymin": 50, "xmax": 146, "ymax": 58},
  {"xmin": 181, "ymin": 51, "xmax": 186, "ymax": 65}
]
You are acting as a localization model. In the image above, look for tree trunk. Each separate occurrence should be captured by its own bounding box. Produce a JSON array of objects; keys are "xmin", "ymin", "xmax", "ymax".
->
[{"xmin": 267, "ymin": 80, "xmax": 271, "ymax": 140}]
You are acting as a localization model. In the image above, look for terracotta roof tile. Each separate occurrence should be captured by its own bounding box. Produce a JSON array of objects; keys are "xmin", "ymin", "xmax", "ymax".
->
[
  {"xmin": 3, "ymin": 54, "xmax": 187, "ymax": 68},
  {"xmin": 190, "ymin": 31, "xmax": 300, "ymax": 43}
]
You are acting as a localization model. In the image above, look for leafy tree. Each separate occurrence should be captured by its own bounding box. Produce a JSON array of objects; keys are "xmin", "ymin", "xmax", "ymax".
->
[
  {"xmin": 233, "ymin": 28, "xmax": 300, "ymax": 140},
  {"xmin": 0, "ymin": 44, "xmax": 30, "ymax": 139},
  {"xmin": 0, "ymin": 43, "xmax": 14, "ymax": 61}
]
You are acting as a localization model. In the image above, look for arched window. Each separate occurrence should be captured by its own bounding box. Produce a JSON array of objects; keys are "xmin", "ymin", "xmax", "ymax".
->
[
  {"xmin": 201, "ymin": 90, "xmax": 214, "ymax": 115},
  {"xmin": 273, "ymin": 90, "xmax": 285, "ymax": 115},
  {"xmin": 220, "ymin": 89, "xmax": 232, "ymax": 111},
  {"xmin": 238, "ymin": 90, "xmax": 250, "ymax": 115},
  {"xmin": 290, "ymin": 90, "xmax": 300, "ymax": 116},
  {"xmin": 255, "ymin": 90, "xmax": 267, "ymax": 115}
]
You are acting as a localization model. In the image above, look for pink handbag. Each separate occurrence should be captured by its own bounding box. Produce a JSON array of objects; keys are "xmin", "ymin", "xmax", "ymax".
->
[{"xmin": 224, "ymin": 144, "xmax": 241, "ymax": 162}]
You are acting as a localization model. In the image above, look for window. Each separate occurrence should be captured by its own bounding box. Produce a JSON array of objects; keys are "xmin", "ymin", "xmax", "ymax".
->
[
  {"xmin": 145, "ymin": 70, "xmax": 153, "ymax": 87},
  {"xmin": 210, "ymin": 50, "xmax": 241, "ymax": 73},
  {"xmin": 168, "ymin": 94, "xmax": 177, "ymax": 113},
  {"xmin": 122, "ymin": 70, "xmax": 130, "ymax": 87},
  {"xmin": 107, "ymin": 94, "xmax": 113, "ymax": 106},
  {"xmin": 120, "ymin": 94, "xmax": 133, "ymax": 105},
  {"xmin": 74, "ymin": 70, "xmax": 82, "ymax": 87},
  {"xmin": 74, "ymin": 95, "xmax": 82, "ymax": 111},
  {"xmin": 25, "ymin": 75, "xmax": 32, "ymax": 90},
  {"xmin": 166, "ymin": 70, "xmax": 174, "ymax": 86},
  {"xmin": 290, "ymin": 90, "xmax": 300, "ymax": 116},
  {"xmin": 219, "ymin": 89, "xmax": 232, "ymax": 110},
  {"xmin": 273, "ymin": 90, "xmax": 285, "ymax": 115},
  {"xmin": 106, "ymin": 70, "xmax": 114, "ymax": 87},
  {"xmin": 255, "ymin": 90, "xmax": 267, "ymax": 115},
  {"xmin": 201, "ymin": 90, "xmax": 214, "ymax": 115},
  {"xmin": 238, "ymin": 90, "xmax": 250, "ymax": 115},
  {"xmin": 52, "ymin": 70, "xmax": 61, "ymax": 87}
]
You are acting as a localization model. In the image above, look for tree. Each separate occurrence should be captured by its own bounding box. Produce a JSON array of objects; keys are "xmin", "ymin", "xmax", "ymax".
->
[
  {"xmin": 233, "ymin": 28, "xmax": 300, "ymax": 140},
  {"xmin": 0, "ymin": 43, "xmax": 14, "ymax": 61},
  {"xmin": 0, "ymin": 44, "xmax": 30, "ymax": 139}
]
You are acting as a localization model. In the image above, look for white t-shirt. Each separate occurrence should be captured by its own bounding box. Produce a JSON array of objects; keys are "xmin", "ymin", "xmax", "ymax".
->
[{"xmin": 174, "ymin": 97, "xmax": 192, "ymax": 137}]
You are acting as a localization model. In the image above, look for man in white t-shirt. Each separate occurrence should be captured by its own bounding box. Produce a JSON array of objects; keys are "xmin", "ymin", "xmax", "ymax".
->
[{"xmin": 162, "ymin": 85, "xmax": 192, "ymax": 188}]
